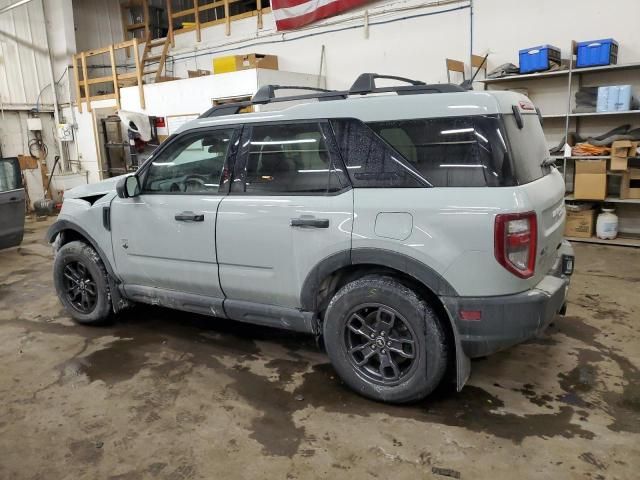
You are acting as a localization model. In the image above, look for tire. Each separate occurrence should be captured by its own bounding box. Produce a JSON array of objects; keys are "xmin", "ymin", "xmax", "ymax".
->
[
  {"xmin": 323, "ymin": 275, "xmax": 448, "ymax": 403},
  {"xmin": 53, "ymin": 240, "xmax": 113, "ymax": 325}
]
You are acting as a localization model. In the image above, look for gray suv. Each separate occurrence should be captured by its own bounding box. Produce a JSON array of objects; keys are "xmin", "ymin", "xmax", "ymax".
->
[{"xmin": 48, "ymin": 74, "xmax": 574, "ymax": 403}]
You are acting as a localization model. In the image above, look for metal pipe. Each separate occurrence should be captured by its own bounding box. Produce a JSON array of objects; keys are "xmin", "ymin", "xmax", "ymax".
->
[
  {"xmin": 39, "ymin": 0, "xmax": 67, "ymax": 172},
  {"xmin": 469, "ymin": 0, "xmax": 473, "ymax": 82},
  {"xmin": 0, "ymin": 0, "xmax": 33, "ymax": 16}
]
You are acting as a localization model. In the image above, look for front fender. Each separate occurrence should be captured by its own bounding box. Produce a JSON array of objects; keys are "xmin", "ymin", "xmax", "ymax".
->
[{"xmin": 46, "ymin": 218, "xmax": 119, "ymax": 281}]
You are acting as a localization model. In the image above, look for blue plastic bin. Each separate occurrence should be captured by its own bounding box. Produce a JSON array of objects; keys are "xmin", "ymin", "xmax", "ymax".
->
[
  {"xmin": 576, "ymin": 39, "xmax": 618, "ymax": 68},
  {"xmin": 519, "ymin": 45, "xmax": 561, "ymax": 74}
]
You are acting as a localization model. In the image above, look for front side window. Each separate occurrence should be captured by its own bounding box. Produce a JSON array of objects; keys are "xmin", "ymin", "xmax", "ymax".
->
[
  {"xmin": 0, "ymin": 158, "xmax": 22, "ymax": 192},
  {"xmin": 143, "ymin": 128, "xmax": 235, "ymax": 193},
  {"xmin": 241, "ymin": 122, "xmax": 341, "ymax": 194},
  {"xmin": 368, "ymin": 115, "xmax": 514, "ymax": 187}
]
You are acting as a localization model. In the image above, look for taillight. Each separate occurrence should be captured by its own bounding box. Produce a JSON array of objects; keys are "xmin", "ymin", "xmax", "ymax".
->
[{"xmin": 494, "ymin": 212, "xmax": 537, "ymax": 279}]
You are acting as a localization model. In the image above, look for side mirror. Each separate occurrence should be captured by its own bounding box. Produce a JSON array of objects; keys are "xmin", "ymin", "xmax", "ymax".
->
[{"xmin": 116, "ymin": 175, "xmax": 141, "ymax": 198}]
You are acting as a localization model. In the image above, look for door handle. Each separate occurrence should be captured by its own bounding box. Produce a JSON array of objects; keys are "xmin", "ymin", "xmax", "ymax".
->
[
  {"xmin": 290, "ymin": 217, "xmax": 329, "ymax": 228},
  {"xmin": 175, "ymin": 211, "xmax": 204, "ymax": 222}
]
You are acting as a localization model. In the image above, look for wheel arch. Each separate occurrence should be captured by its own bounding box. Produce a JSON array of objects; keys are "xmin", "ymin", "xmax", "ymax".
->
[
  {"xmin": 46, "ymin": 219, "xmax": 119, "ymax": 281},
  {"xmin": 301, "ymin": 248, "xmax": 470, "ymax": 390}
]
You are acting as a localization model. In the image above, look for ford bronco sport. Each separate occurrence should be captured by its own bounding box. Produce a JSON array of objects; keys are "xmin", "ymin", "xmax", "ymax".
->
[{"xmin": 47, "ymin": 74, "xmax": 574, "ymax": 403}]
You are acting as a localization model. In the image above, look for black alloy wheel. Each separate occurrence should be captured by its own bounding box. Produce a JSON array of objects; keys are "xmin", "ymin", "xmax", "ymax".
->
[
  {"xmin": 62, "ymin": 260, "xmax": 98, "ymax": 314},
  {"xmin": 344, "ymin": 303, "xmax": 418, "ymax": 386}
]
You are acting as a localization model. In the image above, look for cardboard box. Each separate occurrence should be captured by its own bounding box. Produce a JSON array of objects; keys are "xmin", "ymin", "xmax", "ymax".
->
[
  {"xmin": 565, "ymin": 209, "xmax": 596, "ymax": 238},
  {"xmin": 610, "ymin": 140, "xmax": 639, "ymax": 170},
  {"xmin": 188, "ymin": 69, "xmax": 210, "ymax": 78},
  {"xmin": 574, "ymin": 159, "xmax": 607, "ymax": 200},
  {"xmin": 620, "ymin": 168, "xmax": 640, "ymax": 199},
  {"xmin": 213, "ymin": 54, "xmax": 278, "ymax": 74},
  {"xmin": 17, "ymin": 154, "xmax": 38, "ymax": 170}
]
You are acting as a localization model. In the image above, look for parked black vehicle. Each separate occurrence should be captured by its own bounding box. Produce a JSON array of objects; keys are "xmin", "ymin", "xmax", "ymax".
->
[{"xmin": 0, "ymin": 157, "xmax": 25, "ymax": 250}]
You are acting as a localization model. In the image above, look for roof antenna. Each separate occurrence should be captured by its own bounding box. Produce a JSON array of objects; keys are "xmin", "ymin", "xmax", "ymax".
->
[{"xmin": 460, "ymin": 53, "xmax": 488, "ymax": 90}]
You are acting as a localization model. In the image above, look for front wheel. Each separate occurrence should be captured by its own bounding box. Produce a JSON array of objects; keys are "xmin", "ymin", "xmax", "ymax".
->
[
  {"xmin": 323, "ymin": 276, "xmax": 448, "ymax": 403},
  {"xmin": 53, "ymin": 240, "xmax": 113, "ymax": 325}
]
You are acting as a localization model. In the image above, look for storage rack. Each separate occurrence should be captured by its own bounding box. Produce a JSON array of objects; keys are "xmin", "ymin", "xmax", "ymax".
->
[{"xmin": 481, "ymin": 44, "xmax": 640, "ymax": 247}]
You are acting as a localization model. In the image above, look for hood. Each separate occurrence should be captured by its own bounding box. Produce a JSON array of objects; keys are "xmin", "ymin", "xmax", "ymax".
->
[{"xmin": 64, "ymin": 173, "xmax": 132, "ymax": 200}]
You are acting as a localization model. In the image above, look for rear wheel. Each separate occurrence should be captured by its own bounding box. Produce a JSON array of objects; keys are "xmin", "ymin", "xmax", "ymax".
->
[
  {"xmin": 53, "ymin": 240, "xmax": 112, "ymax": 325},
  {"xmin": 323, "ymin": 276, "xmax": 448, "ymax": 403}
]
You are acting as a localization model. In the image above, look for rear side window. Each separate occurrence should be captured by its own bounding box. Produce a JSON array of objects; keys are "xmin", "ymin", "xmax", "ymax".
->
[
  {"xmin": 0, "ymin": 158, "xmax": 22, "ymax": 192},
  {"xmin": 241, "ymin": 122, "xmax": 344, "ymax": 194},
  {"xmin": 503, "ymin": 113, "xmax": 551, "ymax": 184},
  {"xmin": 330, "ymin": 119, "xmax": 427, "ymax": 188},
  {"xmin": 368, "ymin": 115, "xmax": 514, "ymax": 187}
]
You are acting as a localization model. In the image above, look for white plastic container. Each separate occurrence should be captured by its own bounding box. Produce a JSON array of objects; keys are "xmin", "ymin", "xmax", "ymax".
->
[{"xmin": 596, "ymin": 208, "xmax": 618, "ymax": 239}]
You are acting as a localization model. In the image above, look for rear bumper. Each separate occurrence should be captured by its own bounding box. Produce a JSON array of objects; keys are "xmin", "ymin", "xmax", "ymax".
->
[{"xmin": 442, "ymin": 241, "xmax": 573, "ymax": 358}]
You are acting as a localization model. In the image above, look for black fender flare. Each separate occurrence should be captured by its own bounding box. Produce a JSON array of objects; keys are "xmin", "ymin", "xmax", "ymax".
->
[
  {"xmin": 300, "ymin": 247, "xmax": 470, "ymax": 390},
  {"xmin": 300, "ymin": 248, "xmax": 458, "ymax": 311},
  {"xmin": 46, "ymin": 219, "xmax": 120, "ymax": 281}
]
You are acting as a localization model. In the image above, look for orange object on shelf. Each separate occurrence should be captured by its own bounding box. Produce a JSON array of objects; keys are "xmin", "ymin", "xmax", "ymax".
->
[{"xmin": 572, "ymin": 143, "xmax": 611, "ymax": 156}]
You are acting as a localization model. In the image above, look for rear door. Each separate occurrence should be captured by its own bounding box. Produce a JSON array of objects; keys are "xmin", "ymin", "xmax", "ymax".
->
[
  {"xmin": 503, "ymin": 110, "xmax": 566, "ymax": 280},
  {"xmin": 0, "ymin": 158, "xmax": 25, "ymax": 249},
  {"xmin": 216, "ymin": 121, "xmax": 353, "ymax": 310}
]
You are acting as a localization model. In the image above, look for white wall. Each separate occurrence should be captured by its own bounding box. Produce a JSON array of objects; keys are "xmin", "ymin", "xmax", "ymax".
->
[
  {"xmin": 158, "ymin": 0, "xmax": 640, "ymax": 89},
  {"xmin": 0, "ymin": 0, "xmax": 52, "ymax": 107}
]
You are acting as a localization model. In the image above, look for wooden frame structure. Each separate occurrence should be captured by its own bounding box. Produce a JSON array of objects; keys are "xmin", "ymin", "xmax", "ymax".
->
[
  {"xmin": 73, "ymin": 39, "xmax": 145, "ymax": 113},
  {"xmin": 167, "ymin": 0, "xmax": 270, "ymax": 46},
  {"xmin": 121, "ymin": 0, "xmax": 151, "ymax": 44}
]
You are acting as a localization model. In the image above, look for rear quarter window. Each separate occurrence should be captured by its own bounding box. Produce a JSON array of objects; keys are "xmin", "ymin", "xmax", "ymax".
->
[{"xmin": 367, "ymin": 115, "xmax": 515, "ymax": 187}]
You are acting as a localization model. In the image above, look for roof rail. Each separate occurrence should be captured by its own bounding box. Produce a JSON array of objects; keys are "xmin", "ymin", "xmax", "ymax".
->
[
  {"xmin": 252, "ymin": 85, "xmax": 346, "ymax": 104},
  {"xmin": 349, "ymin": 73, "xmax": 425, "ymax": 94},
  {"xmin": 349, "ymin": 73, "xmax": 465, "ymax": 95},
  {"xmin": 199, "ymin": 73, "xmax": 466, "ymax": 118}
]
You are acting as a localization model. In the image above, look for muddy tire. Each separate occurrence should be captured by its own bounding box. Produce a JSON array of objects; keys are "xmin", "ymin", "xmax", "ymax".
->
[
  {"xmin": 323, "ymin": 276, "xmax": 448, "ymax": 403},
  {"xmin": 53, "ymin": 240, "xmax": 112, "ymax": 325}
]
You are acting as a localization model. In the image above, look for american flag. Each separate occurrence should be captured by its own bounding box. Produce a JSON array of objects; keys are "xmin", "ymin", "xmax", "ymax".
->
[{"xmin": 271, "ymin": 0, "xmax": 370, "ymax": 31}]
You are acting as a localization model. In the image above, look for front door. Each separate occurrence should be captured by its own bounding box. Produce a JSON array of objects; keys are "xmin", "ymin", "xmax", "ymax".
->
[
  {"xmin": 216, "ymin": 121, "xmax": 353, "ymax": 310},
  {"xmin": 110, "ymin": 127, "xmax": 239, "ymax": 299},
  {"xmin": 0, "ymin": 158, "xmax": 25, "ymax": 250}
]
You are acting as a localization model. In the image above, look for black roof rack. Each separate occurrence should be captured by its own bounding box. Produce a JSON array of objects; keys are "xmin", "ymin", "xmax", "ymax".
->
[
  {"xmin": 200, "ymin": 73, "xmax": 466, "ymax": 118},
  {"xmin": 252, "ymin": 85, "xmax": 347, "ymax": 104}
]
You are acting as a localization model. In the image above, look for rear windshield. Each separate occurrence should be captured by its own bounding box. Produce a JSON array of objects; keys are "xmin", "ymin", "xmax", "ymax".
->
[
  {"xmin": 367, "ymin": 115, "xmax": 516, "ymax": 187},
  {"xmin": 502, "ymin": 113, "xmax": 551, "ymax": 184}
]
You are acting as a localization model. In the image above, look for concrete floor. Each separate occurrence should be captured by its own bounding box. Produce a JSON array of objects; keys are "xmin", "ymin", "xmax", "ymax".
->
[{"xmin": 0, "ymin": 218, "xmax": 638, "ymax": 480}]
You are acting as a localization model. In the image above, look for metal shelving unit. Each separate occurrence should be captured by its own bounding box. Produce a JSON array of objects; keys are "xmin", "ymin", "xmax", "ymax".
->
[
  {"xmin": 565, "ymin": 194, "xmax": 640, "ymax": 204},
  {"xmin": 482, "ymin": 61, "xmax": 640, "ymax": 84},
  {"xmin": 565, "ymin": 235, "xmax": 640, "ymax": 248},
  {"xmin": 481, "ymin": 45, "xmax": 640, "ymax": 247}
]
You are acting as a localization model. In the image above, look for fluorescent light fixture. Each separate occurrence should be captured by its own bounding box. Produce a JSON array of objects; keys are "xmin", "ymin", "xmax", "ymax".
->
[
  {"xmin": 441, "ymin": 128, "xmax": 474, "ymax": 135},
  {"xmin": 440, "ymin": 164, "xmax": 485, "ymax": 168},
  {"xmin": 252, "ymin": 139, "xmax": 317, "ymax": 145},
  {"xmin": 0, "ymin": 0, "xmax": 33, "ymax": 15},
  {"xmin": 474, "ymin": 131, "xmax": 488, "ymax": 143}
]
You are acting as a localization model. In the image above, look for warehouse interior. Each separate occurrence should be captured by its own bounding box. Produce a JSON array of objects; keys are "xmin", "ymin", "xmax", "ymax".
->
[{"xmin": 1, "ymin": 0, "xmax": 639, "ymax": 478}]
